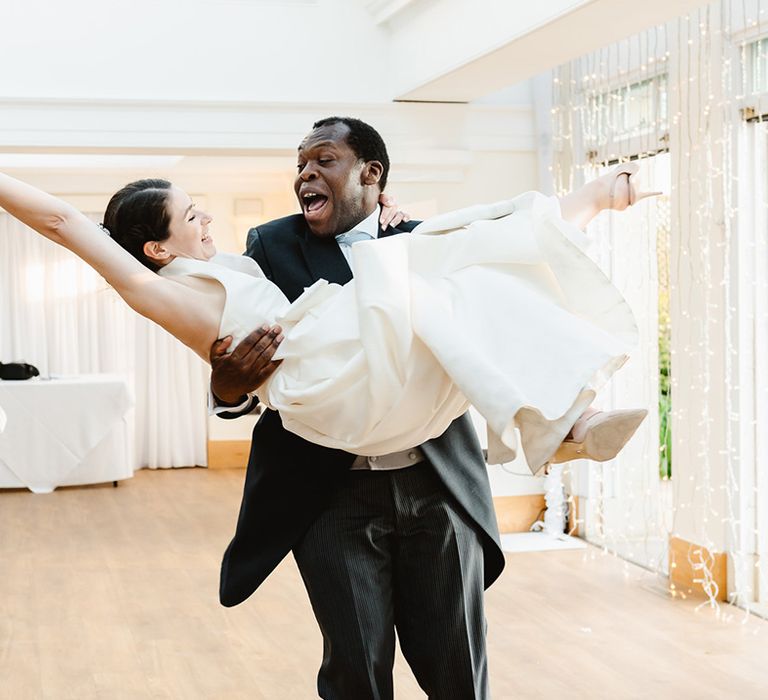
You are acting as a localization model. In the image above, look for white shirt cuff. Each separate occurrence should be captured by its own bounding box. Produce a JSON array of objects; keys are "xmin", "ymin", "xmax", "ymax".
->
[{"xmin": 207, "ymin": 387, "xmax": 257, "ymax": 416}]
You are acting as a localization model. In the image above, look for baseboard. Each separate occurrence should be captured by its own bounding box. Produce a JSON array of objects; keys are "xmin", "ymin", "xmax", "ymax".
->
[
  {"xmin": 669, "ymin": 536, "xmax": 728, "ymax": 602},
  {"xmin": 493, "ymin": 494, "xmax": 546, "ymax": 534},
  {"xmin": 207, "ymin": 440, "xmax": 250, "ymax": 469},
  {"xmin": 205, "ymin": 446, "xmax": 547, "ymax": 534}
]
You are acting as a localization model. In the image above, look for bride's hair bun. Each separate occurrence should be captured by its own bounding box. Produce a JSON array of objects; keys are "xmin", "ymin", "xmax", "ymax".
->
[{"xmin": 103, "ymin": 179, "xmax": 173, "ymax": 272}]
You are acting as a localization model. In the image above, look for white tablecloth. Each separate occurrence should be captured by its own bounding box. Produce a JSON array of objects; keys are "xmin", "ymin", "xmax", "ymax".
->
[{"xmin": 0, "ymin": 375, "xmax": 134, "ymax": 493}]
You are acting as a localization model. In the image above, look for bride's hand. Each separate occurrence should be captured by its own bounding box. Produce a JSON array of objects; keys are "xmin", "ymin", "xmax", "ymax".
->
[
  {"xmin": 210, "ymin": 325, "xmax": 283, "ymax": 404},
  {"xmin": 378, "ymin": 193, "xmax": 411, "ymax": 230}
]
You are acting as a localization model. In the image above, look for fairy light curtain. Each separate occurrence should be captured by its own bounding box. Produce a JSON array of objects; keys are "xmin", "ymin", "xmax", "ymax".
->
[
  {"xmin": 552, "ymin": 24, "xmax": 673, "ymax": 578},
  {"xmin": 552, "ymin": 0, "xmax": 768, "ymax": 616},
  {"xmin": 0, "ymin": 213, "xmax": 209, "ymax": 470}
]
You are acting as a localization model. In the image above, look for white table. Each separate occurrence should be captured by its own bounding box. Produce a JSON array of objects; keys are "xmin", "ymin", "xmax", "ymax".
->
[{"xmin": 0, "ymin": 374, "xmax": 134, "ymax": 493}]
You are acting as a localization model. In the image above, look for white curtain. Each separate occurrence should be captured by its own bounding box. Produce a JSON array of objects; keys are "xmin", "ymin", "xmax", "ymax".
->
[{"xmin": 0, "ymin": 212, "xmax": 209, "ymax": 469}]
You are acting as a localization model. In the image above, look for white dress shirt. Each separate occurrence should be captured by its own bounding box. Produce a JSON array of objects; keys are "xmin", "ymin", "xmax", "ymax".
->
[{"xmin": 334, "ymin": 206, "xmax": 380, "ymax": 265}]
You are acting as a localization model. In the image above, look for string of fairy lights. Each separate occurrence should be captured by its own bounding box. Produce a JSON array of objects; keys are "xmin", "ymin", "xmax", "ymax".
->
[
  {"xmin": 551, "ymin": 0, "xmax": 768, "ymax": 618},
  {"xmin": 553, "ymin": 16, "xmax": 675, "ymax": 590}
]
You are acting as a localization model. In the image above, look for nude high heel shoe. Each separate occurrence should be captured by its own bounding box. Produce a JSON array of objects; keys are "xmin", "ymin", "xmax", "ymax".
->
[
  {"xmin": 551, "ymin": 408, "xmax": 649, "ymax": 464},
  {"xmin": 608, "ymin": 162, "xmax": 662, "ymax": 211}
]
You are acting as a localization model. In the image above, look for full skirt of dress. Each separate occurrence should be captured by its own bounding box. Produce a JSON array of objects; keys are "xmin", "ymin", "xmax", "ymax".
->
[{"xmin": 258, "ymin": 191, "xmax": 638, "ymax": 472}]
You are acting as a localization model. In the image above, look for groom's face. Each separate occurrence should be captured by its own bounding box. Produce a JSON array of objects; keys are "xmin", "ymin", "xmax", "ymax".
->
[{"xmin": 294, "ymin": 123, "xmax": 378, "ymax": 238}]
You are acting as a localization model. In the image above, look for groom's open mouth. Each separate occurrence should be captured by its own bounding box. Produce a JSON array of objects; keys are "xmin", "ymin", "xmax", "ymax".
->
[{"xmin": 301, "ymin": 191, "xmax": 330, "ymax": 221}]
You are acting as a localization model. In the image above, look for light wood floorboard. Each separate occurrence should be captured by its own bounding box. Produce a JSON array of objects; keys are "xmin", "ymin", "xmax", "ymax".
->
[{"xmin": 1, "ymin": 468, "xmax": 766, "ymax": 699}]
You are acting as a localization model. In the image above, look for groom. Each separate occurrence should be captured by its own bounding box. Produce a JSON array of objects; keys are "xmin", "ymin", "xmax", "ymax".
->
[{"xmin": 210, "ymin": 117, "xmax": 504, "ymax": 700}]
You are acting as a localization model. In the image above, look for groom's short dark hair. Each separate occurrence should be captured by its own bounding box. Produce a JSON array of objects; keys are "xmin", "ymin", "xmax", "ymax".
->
[{"xmin": 312, "ymin": 116, "xmax": 390, "ymax": 191}]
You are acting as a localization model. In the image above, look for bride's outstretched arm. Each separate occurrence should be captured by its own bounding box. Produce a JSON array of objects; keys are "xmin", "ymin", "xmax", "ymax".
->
[{"xmin": 0, "ymin": 172, "xmax": 218, "ymax": 356}]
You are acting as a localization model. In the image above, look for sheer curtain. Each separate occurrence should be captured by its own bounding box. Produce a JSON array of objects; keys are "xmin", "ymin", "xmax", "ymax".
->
[
  {"xmin": 552, "ymin": 41, "xmax": 673, "ymax": 572},
  {"xmin": 0, "ymin": 212, "xmax": 209, "ymax": 469}
]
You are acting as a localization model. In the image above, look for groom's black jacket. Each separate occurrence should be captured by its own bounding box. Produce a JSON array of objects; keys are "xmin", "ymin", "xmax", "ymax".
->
[{"xmin": 218, "ymin": 213, "xmax": 505, "ymax": 607}]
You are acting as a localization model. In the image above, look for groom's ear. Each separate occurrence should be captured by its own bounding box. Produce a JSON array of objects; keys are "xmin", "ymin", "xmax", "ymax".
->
[
  {"xmin": 361, "ymin": 160, "xmax": 383, "ymax": 187},
  {"xmin": 143, "ymin": 240, "xmax": 171, "ymax": 264}
]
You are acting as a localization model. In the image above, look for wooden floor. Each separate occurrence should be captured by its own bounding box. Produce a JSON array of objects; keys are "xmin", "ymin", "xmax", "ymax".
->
[{"xmin": 1, "ymin": 468, "xmax": 767, "ymax": 700}]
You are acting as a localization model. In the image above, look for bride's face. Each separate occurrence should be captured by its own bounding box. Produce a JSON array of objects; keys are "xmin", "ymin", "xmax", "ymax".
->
[{"xmin": 149, "ymin": 186, "xmax": 216, "ymax": 264}]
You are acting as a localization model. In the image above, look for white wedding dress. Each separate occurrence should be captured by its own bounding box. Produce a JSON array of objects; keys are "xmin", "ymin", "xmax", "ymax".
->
[{"xmin": 159, "ymin": 191, "xmax": 637, "ymax": 471}]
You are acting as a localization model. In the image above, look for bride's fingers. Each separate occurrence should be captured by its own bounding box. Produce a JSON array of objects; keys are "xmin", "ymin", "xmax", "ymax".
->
[
  {"xmin": 389, "ymin": 211, "xmax": 407, "ymax": 228},
  {"xmin": 381, "ymin": 208, "xmax": 411, "ymax": 230},
  {"xmin": 378, "ymin": 194, "xmax": 395, "ymax": 209},
  {"xmin": 379, "ymin": 193, "xmax": 400, "ymax": 230},
  {"xmin": 379, "ymin": 207, "xmax": 396, "ymax": 229}
]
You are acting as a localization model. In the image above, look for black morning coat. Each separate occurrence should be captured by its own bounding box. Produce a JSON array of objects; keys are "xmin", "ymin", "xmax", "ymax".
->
[{"xmin": 218, "ymin": 214, "xmax": 505, "ymax": 607}]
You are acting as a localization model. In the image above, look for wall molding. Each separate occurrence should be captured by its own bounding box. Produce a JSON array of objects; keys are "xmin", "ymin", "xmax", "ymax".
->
[
  {"xmin": 0, "ymin": 98, "xmax": 536, "ymax": 160},
  {"xmin": 207, "ymin": 440, "xmax": 546, "ymax": 528}
]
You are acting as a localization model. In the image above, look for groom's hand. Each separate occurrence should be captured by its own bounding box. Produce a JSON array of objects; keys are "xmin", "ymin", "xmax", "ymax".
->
[{"xmin": 209, "ymin": 324, "xmax": 283, "ymax": 405}]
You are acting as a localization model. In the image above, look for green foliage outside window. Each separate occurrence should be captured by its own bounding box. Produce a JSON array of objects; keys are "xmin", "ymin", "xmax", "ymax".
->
[{"xmin": 657, "ymin": 200, "xmax": 672, "ymax": 479}]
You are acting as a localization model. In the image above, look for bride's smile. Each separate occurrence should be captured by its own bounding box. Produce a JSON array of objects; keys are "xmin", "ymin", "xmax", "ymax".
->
[{"xmin": 145, "ymin": 185, "xmax": 217, "ymax": 265}]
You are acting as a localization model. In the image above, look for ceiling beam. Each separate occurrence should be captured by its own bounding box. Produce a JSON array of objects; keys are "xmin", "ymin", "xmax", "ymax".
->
[{"xmin": 395, "ymin": 0, "xmax": 709, "ymax": 102}]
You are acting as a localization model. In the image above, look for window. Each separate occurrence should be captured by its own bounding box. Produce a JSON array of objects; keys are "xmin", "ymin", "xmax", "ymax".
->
[
  {"xmin": 585, "ymin": 75, "xmax": 669, "ymax": 143},
  {"xmin": 655, "ymin": 193, "xmax": 672, "ymax": 480},
  {"xmin": 749, "ymin": 36, "xmax": 768, "ymax": 94},
  {"xmin": 733, "ymin": 111, "xmax": 768, "ymax": 613}
]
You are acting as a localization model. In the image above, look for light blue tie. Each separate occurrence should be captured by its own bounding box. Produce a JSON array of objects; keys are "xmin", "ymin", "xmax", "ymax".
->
[{"xmin": 336, "ymin": 230, "xmax": 373, "ymax": 248}]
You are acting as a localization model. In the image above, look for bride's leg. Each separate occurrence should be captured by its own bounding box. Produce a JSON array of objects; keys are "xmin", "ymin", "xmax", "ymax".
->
[{"xmin": 557, "ymin": 178, "xmax": 605, "ymax": 230}]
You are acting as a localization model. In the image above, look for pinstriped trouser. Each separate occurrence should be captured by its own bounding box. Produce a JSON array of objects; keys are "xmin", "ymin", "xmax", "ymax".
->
[{"xmin": 293, "ymin": 462, "xmax": 490, "ymax": 700}]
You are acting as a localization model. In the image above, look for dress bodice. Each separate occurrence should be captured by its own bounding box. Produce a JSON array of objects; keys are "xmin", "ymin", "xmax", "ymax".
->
[{"xmin": 158, "ymin": 253, "xmax": 293, "ymax": 350}]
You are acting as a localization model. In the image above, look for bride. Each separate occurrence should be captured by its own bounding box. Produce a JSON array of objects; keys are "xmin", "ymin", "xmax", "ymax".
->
[{"xmin": 0, "ymin": 164, "xmax": 654, "ymax": 471}]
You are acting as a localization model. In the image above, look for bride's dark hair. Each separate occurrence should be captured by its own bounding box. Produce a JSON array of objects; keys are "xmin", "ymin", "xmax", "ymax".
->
[{"xmin": 103, "ymin": 179, "xmax": 173, "ymax": 272}]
